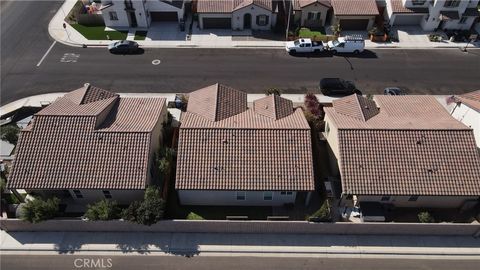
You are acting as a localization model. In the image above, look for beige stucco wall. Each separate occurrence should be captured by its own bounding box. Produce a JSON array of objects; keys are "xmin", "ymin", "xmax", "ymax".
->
[
  {"xmin": 451, "ymin": 103, "xmax": 480, "ymax": 148},
  {"xmin": 298, "ymin": 3, "xmax": 330, "ymax": 27},
  {"xmin": 232, "ymin": 4, "xmax": 274, "ymax": 30},
  {"xmin": 178, "ymin": 190, "xmax": 297, "ymax": 206},
  {"xmin": 358, "ymin": 195, "xmax": 479, "ymax": 208},
  {"xmin": 323, "ymin": 113, "xmax": 340, "ymax": 159}
]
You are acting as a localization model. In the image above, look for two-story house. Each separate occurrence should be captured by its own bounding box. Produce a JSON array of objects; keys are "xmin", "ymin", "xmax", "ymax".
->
[{"xmin": 387, "ymin": 0, "xmax": 479, "ymax": 31}]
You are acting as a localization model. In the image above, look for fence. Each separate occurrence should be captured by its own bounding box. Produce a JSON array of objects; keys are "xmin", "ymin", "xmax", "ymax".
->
[{"xmin": 1, "ymin": 218, "xmax": 479, "ymax": 236}]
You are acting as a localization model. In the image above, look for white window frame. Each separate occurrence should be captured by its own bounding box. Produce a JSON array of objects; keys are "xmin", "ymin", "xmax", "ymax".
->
[
  {"xmin": 280, "ymin": 191, "xmax": 293, "ymax": 196},
  {"xmin": 444, "ymin": 0, "xmax": 460, "ymax": 8},
  {"xmin": 236, "ymin": 191, "xmax": 246, "ymax": 201},
  {"xmin": 263, "ymin": 191, "xmax": 273, "ymax": 201},
  {"xmin": 257, "ymin": 15, "xmax": 268, "ymax": 26},
  {"xmin": 109, "ymin": 11, "xmax": 118, "ymax": 21}
]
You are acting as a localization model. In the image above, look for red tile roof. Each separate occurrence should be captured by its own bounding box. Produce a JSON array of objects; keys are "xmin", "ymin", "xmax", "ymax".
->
[
  {"xmin": 176, "ymin": 84, "xmax": 314, "ymax": 191},
  {"xmin": 326, "ymin": 95, "xmax": 480, "ymax": 196},
  {"xmin": 294, "ymin": 0, "xmax": 331, "ymax": 10},
  {"xmin": 454, "ymin": 90, "xmax": 480, "ymax": 113},
  {"xmin": 331, "ymin": 0, "xmax": 379, "ymax": 16},
  {"xmin": 389, "ymin": 0, "xmax": 429, "ymax": 14},
  {"xmin": 8, "ymin": 85, "xmax": 166, "ymax": 190},
  {"xmin": 197, "ymin": 0, "xmax": 273, "ymax": 13}
]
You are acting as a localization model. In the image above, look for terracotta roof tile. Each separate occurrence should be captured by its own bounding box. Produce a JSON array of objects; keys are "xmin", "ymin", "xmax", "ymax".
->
[
  {"xmin": 454, "ymin": 90, "xmax": 480, "ymax": 113},
  {"xmin": 8, "ymin": 85, "xmax": 166, "ymax": 190},
  {"xmin": 197, "ymin": 0, "xmax": 272, "ymax": 13},
  {"xmin": 253, "ymin": 95, "xmax": 294, "ymax": 120},
  {"xmin": 332, "ymin": 0, "xmax": 379, "ymax": 16},
  {"xmin": 294, "ymin": 0, "xmax": 331, "ymax": 10},
  {"xmin": 177, "ymin": 85, "xmax": 314, "ymax": 191},
  {"xmin": 326, "ymin": 95, "xmax": 480, "ymax": 196},
  {"xmin": 389, "ymin": 0, "xmax": 428, "ymax": 14}
]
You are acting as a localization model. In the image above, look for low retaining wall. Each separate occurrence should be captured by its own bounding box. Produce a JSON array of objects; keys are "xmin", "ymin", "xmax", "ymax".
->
[{"xmin": 1, "ymin": 218, "xmax": 480, "ymax": 236}]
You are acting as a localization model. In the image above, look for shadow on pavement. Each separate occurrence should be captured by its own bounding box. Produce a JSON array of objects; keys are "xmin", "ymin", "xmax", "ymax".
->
[{"xmin": 109, "ymin": 48, "xmax": 145, "ymax": 56}]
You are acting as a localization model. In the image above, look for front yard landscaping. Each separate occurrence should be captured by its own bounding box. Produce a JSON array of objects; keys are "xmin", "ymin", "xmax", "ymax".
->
[
  {"xmin": 71, "ymin": 24, "xmax": 127, "ymax": 40},
  {"xmin": 134, "ymin": 31, "xmax": 148, "ymax": 41},
  {"xmin": 295, "ymin": 27, "xmax": 334, "ymax": 42}
]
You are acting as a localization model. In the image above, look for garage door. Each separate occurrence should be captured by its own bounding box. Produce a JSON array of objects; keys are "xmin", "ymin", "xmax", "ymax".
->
[
  {"xmin": 393, "ymin": 15, "xmax": 424, "ymax": 26},
  {"xmin": 150, "ymin": 12, "xmax": 178, "ymax": 22},
  {"xmin": 340, "ymin": 19, "xmax": 369, "ymax": 30},
  {"xmin": 203, "ymin": 18, "xmax": 231, "ymax": 29}
]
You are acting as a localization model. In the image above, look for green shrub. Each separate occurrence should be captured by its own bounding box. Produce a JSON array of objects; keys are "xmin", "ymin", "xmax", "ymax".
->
[
  {"xmin": 418, "ymin": 211, "xmax": 435, "ymax": 223},
  {"xmin": 122, "ymin": 187, "xmax": 166, "ymax": 226},
  {"xmin": 309, "ymin": 200, "xmax": 331, "ymax": 222},
  {"xmin": 84, "ymin": 199, "xmax": 120, "ymax": 221},
  {"xmin": 1, "ymin": 124, "xmax": 20, "ymax": 144},
  {"xmin": 187, "ymin": 212, "xmax": 204, "ymax": 220},
  {"xmin": 20, "ymin": 197, "xmax": 60, "ymax": 223},
  {"xmin": 0, "ymin": 176, "xmax": 6, "ymax": 193}
]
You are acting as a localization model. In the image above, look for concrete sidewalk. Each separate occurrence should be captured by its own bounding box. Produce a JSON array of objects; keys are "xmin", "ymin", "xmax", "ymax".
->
[
  {"xmin": 50, "ymin": 1, "xmax": 480, "ymax": 49},
  {"xmin": 1, "ymin": 230, "xmax": 480, "ymax": 258}
]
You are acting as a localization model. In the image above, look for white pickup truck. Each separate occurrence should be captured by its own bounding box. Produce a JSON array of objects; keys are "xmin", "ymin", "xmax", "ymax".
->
[{"xmin": 285, "ymin": 38, "xmax": 324, "ymax": 53}]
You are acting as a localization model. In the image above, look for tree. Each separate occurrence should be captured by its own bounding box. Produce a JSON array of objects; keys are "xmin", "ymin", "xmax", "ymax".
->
[
  {"xmin": 0, "ymin": 175, "xmax": 6, "ymax": 194},
  {"xmin": 309, "ymin": 200, "xmax": 331, "ymax": 222},
  {"xmin": 330, "ymin": 22, "xmax": 341, "ymax": 37},
  {"xmin": 0, "ymin": 124, "xmax": 20, "ymax": 144},
  {"xmin": 418, "ymin": 211, "xmax": 435, "ymax": 223},
  {"xmin": 84, "ymin": 199, "xmax": 120, "ymax": 221},
  {"xmin": 121, "ymin": 187, "xmax": 166, "ymax": 226},
  {"xmin": 20, "ymin": 197, "xmax": 60, "ymax": 223},
  {"xmin": 158, "ymin": 158, "xmax": 171, "ymax": 174}
]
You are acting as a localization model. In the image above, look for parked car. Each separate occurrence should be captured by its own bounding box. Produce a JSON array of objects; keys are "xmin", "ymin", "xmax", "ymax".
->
[
  {"xmin": 326, "ymin": 35, "xmax": 365, "ymax": 54},
  {"xmin": 285, "ymin": 38, "xmax": 324, "ymax": 53},
  {"xmin": 108, "ymin": 40, "xmax": 139, "ymax": 54},
  {"xmin": 319, "ymin": 78, "xmax": 358, "ymax": 96},
  {"xmin": 383, "ymin": 87, "xmax": 403, "ymax": 95}
]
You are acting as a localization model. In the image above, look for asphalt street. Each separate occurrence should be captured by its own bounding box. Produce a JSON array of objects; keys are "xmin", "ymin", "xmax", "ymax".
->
[
  {"xmin": 1, "ymin": 2, "xmax": 480, "ymax": 106},
  {"xmin": 2, "ymin": 255, "xmax": 480, "ymax": 270}
]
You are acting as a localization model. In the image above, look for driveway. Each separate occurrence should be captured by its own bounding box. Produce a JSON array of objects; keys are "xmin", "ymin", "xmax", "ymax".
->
[{"xmin": 145, "ymin": 22, "xmax": 187, "ymax": 41}]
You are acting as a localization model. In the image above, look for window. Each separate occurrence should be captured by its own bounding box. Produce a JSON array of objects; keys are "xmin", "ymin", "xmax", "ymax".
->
[
  {"xmin": 73, "ymin": 190, "xmax": 83, "ymax": 199},
  {"xmin": 103, "ymin": 190, "xmax": 112, "ymax": 199},
  {"xmin": 381, "ymin": 196, "xmax": 390, "ymax": 201},
  {"xmin": 325, "ymin": 122, "xmax": 330, "ymax": 135},
  {"xmin": 109, "ymin": 11, "xmax": 118, "ymax": 21},
  {"xmin": 458, "ymin": 16, "xmax": 468, "ymax": 24},
  {"xmin": 307, "ymin": 12, "xmax": 314, "ymax": 20},
  {"xmin": 306, "ymin": 43, "xmax": 311, "ymax": 47},
  {"xmin": 263, "ymin": 191, "xmax": 273, "ymax": 201},
  {"xmin": 281, "ymin": 191, "xmax": 293, "ymax": 196},
  {"xmin": 408, "ymin": 195, "xmax": 419, "ymax": 201},
  {"xmin": 411, "ymin": 0, "xmax": 426, "ymax": 5},
  {"xmin": 444, "ymin": 0, "xmax": 460, "ymax": 7},
  {"xmin": 236, "ymin": 191, "xmax": 246, "ymax": 201},
  {"xmin": 256, "ymin": 15, "xmax": 269, "ymax": 26},
  {"xmin": 315, "ymin": 12, "xmax": 321, "ymax": 21}
]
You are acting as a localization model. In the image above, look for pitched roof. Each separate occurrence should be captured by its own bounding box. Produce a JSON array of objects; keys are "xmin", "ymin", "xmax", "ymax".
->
[
  {"xmin": 176, "ymin": 84, "xmax": 314, "ymax": 191},
  {"xmin": 294, "ymin": 0, "xmax": 331, "ymax": 10},
  {"xmin": 8, "ymin": 85, "xmax": 166, "ymax": 190},
  {"xmin": 197, "ymin": 0, "xmax": 273, "ymax": 13},
  {"xmin": 326, "ymin": 95, "xmax": 480, "ymax": 196},
  {"xmin": 186, "ymin": 83, "xmax": 248, "ymax": 122},
  {"xmin": 453, "ymin": 90, "xmax": 480, "ymax": 113},
  {"xmin": 389, "ymin": 0, "xmax": 428, "ymax": 14},
  {"xmin": 331, "ymin": 0, "xmax": 379, "ymax": 16}
]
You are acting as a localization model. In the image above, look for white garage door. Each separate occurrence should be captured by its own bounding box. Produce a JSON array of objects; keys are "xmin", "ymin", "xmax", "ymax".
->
[{"xmin": 393, "ymin": 15, "xmax": 424, "ymax": 26}]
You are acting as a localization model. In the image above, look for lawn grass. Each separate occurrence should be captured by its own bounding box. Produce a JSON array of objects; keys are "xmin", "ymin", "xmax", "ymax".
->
[
  {"xmin": 134, "ymin": 31, "xmax": 148, "ymax": 40},
  {"xmin": 298, "ymin": 27, "xmax": 326, "ymax": 39},
  {"xmin": 71, "ymin": 24, "xmax": 127, "ymax": 40}
]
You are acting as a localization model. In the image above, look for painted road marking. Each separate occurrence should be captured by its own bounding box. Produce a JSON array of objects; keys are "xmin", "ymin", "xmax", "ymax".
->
[
  {"xmin": 152, "ymin": 59, "xmax": 161, "ymax": 65},
  {"xmin": 60, "ymin": 53, "xmax": 80, "ymax": 63},
  {"xmin": 36, "ymin": 41, "xmax": 57, "ymax": 67}
]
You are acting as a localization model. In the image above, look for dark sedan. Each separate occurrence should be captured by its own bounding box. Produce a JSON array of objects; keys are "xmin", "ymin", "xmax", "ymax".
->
[
  {"xmin": 108, "ymin": 40, "xmax": 139, "ymax": 54},
  {"xmin": 319, "ymin": 78, "xmax": 358, "ymax": 96}
]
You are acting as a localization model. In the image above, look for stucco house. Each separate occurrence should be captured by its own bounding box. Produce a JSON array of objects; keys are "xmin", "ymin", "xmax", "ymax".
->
[
  {"xmin": 331, "ymin": 0, "xmax": 379, "ymax": 30},
  {"xmin": 7, "ymin": 84, "xmax": 167, "ymax": 207},
  {"xmin": 386, "ymin": 0, "xmax": 480, "ymax": 30},
  {"xmin": 293, "ymin": 0, "xmax": 332, "ymax": 28},
  {"xmin": 196, "ymin": 0, "xmax": 277, "ymax": 30},
  {"xmin": 175, "ymin": 83, "xmax": 315, "ymax": 206},
  {"xmin": 323, "ymin": 94, "xmax": 480, "ymax": 210},
  {"xmin": 100, "ymin": 0, "xmax": 185, "ymax": 28},
  {"xmin": 450, "ymin": 90, "xmax": 480, "ymax": 148}
]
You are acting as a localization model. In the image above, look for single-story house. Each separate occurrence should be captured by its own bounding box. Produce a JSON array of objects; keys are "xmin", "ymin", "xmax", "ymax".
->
[
  {"xmin": 7, "ymin": 84, "xmax": 167, "ymax": 206},
  {"xmin": 196, "ymin": 0, "xmax": 277, "ymax": 30},
  {"xmin": 175, "ymin": 83, "xmax": 315, "ymax": 206},
  {"xmin": 331, "ymin": 0, "xmax": 379, "ymax": 30},
  {"xmin": 323, "ymin": 94, "xmax": 480, "ymax": 209},
  {"xmin": 101, "ymin": 0, "xmax": 185, "ymax": 28},
  {"xmin": 450, "ymin": 90, "xmax": 480, "ymax": 148},
  {"xmin": 293, "ymin": 0, "xmax": 332, "ymax": 28}
]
